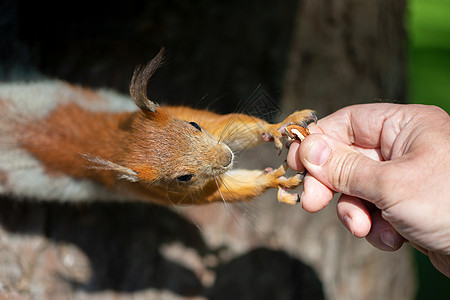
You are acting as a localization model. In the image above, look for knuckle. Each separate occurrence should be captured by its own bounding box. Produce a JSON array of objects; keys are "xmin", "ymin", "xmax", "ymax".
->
[{"xmin": 330, "ymin": 151, "xmax": 364, "ymax": 194}]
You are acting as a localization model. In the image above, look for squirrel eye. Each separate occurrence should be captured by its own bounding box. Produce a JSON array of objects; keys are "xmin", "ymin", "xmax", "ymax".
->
[
  {"xmin": 189, "ymin": 122, "xmax": 202, "ymax": 132},
  {"xmin": 177, "ymin": 174, "xmax": 193, "ymax": 182}
]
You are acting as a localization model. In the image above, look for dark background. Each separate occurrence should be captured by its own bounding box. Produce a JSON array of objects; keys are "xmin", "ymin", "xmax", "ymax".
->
[{"xmin": 3, "ymin": 0, "xmax": 299, "ymax": 116}]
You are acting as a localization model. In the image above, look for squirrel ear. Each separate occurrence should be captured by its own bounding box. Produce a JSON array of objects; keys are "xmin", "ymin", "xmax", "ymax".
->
[
  {"xmin": 129, "ymin": 47, "xmax": 165, "ymax": 113},
  {"xmin": 81, "ymin": 154, "xmax": 140, "ymax": 182}
]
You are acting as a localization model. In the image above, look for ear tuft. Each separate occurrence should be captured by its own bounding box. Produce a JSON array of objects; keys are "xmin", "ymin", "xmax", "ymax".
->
[
  {"xmin": 81, "ymin": 154, "xmax": 140, "ymax": 182},
  {"xmin": 129, "ymin": 47, "xmax": 166, "ymax": 113}
]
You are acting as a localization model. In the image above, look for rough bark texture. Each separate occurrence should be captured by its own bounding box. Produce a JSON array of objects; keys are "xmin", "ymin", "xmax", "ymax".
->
[
  {"xmin": 282, "ymin": 0, "xmax": 407, "ymax": 116},
  {"xmin": 0, "ymin": 0, "xmax": 415, "ymax": 299}
]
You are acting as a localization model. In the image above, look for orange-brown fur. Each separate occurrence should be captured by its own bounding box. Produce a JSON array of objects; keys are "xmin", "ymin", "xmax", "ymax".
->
[{"xmin": 3, "ymin": 49, "xmax": 316, "ymax": 205}]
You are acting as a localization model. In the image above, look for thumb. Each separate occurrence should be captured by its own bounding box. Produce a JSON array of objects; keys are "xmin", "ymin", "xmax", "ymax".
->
[{"xmin": 299, "ymin": 134, "xmax": 383, "ymax": 202}]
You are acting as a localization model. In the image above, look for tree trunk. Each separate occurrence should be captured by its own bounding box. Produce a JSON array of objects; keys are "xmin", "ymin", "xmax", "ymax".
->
[{"xmin": 282, "ymin": 0, "xmax": 407, "ymax": 116}]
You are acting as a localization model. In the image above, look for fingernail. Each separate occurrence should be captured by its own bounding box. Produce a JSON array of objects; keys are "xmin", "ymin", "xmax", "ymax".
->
[
  {"xmin": 305, "ymin": 138, "xmax": 331, "ymax": 166},
  {"xmin": 380, "ymin": 230, "xmax": 395, "ymax": 249},
  {"xmin": 343, "ymin": 215, "xmax": 355, "ymax": 235}
]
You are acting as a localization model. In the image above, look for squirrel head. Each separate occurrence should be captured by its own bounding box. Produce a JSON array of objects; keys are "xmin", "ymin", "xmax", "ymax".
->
[
  {"xmin": 122, "ymin": 109, "xmax": 234, "ymax": 187},
  {"xmin": 85, "ymin": 48, "xmax": 234, "ymax": 193}
]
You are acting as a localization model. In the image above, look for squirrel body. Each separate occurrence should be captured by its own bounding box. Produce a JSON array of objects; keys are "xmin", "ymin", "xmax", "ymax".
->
[{"xmin": 0, "ymin": 50, "xmax": 316, "ymax": 205}]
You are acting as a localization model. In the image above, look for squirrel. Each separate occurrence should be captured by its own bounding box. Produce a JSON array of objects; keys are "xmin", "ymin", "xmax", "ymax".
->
[{"xmin": 0, "ymin": 49, "xmax": 316, "ymax": 206}]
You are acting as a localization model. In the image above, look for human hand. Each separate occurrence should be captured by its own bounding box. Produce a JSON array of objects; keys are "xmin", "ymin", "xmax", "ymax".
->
[{"xmin": 286, "ymin": 103, "xmax": 450, "ymax": 277}]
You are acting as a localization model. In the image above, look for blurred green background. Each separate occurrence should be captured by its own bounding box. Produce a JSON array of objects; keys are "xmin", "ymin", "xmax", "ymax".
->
[
  {"xmin": 408, "ymin": 0, "xmax": 450, "ymax": 112},
  {"xmin": 407, "ymin": 0, "xmax": 450, "ymax": 298}
]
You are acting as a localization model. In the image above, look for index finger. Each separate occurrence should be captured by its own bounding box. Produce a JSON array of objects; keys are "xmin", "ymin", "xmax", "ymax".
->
[{"xmin": 311, "ymin": 103, "xmax": 401, "ymax": 149}]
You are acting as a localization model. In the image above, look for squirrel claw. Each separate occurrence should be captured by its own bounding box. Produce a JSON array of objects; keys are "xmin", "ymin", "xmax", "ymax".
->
[
  {"xmin": 267, "ymin": 163, "xmax": 302, "ymax": 205},
  {"xmin": 264, "ymin": 163, "xmax": 302, "ymax": 188},
  {"xmin": 274, "ymin": 136, "xmax": 283, "ymax": 152},
  {"xmin": 282, "ymin": 110, "xmax": 317, "ymax": 128},
  {"xmin": 300, "ymin": 120, "xmax": 308, "ymax": 129},
  {"xmin": 307, "ymin": 111, "xmax": 318, "ymax": 125},
  {"xmin": 263, "ymin": 109, "xmax": 317, "ymax": 152}
]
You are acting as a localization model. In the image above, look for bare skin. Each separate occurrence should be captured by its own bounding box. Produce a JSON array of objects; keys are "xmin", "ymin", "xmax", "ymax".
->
[{"xmin": 286, "ymin": 103, "xmax": 450, "ymax": 277}]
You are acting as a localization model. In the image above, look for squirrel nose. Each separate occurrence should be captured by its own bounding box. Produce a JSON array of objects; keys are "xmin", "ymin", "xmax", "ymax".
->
[{"xmin": 217, "ymin": 147, "xmax": 233, "ymax": 168}]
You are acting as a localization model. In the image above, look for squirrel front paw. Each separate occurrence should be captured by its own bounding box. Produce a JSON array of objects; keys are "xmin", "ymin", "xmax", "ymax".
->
[
  {"xmin": 262, "ymin": 109, "xmax": 317, "ymax": 152},
  {"xmin": 262, "ymin": 163, "xmax": 303, "ymax": 205}
]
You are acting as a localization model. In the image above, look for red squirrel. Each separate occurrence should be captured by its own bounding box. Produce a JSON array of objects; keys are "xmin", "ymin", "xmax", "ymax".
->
[{"xmin": 0, "ymin": 49, "xmax": 316, "ymax": 206}]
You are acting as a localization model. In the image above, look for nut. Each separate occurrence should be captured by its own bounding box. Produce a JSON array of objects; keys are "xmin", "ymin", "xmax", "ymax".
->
[{"xmin": 285, "ymin": 125, "xmax": 310, "ymax": 141}]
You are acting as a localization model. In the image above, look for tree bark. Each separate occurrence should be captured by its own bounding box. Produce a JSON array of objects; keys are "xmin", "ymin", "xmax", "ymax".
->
[{"xmin": 282, "ymin": 0, "xmax": 407, "ymax": 116}]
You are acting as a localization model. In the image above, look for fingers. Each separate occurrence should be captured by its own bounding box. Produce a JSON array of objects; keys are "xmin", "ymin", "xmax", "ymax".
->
[
  {"xmin": 288, "ymin": 141, "xmax": 334, "ymax": 212},
  {"xmin": 310, "ymin": 103, "xmax": 401, "ymax": 148},
  {"xmin": 365, "ymin": 210, "xmax": 405, "ymax": 251},
  {"xmin": 336, "ymin": 195, "xmax": 405, "ymax": 251},
  {"xmin": 336, "ymin": 194, "xmax": 372, "ymax": 238},
  {"xmin": 288, "ymin": 132, "xmax": 405, "ymax": 253},
  {"xmin": 286, "ymin": 142, "xmax": 305, "ymax": 173},
  {"xmin": 302, "ymin": 168, "xmax": 405, "ymax": 252},
  {"xmin": 298, "ymin": 134, "xmax": 384, "ymax": 204},
  {"xmin": 301, "ymin": 173, "xmax": 334, "ymax": 212}
]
